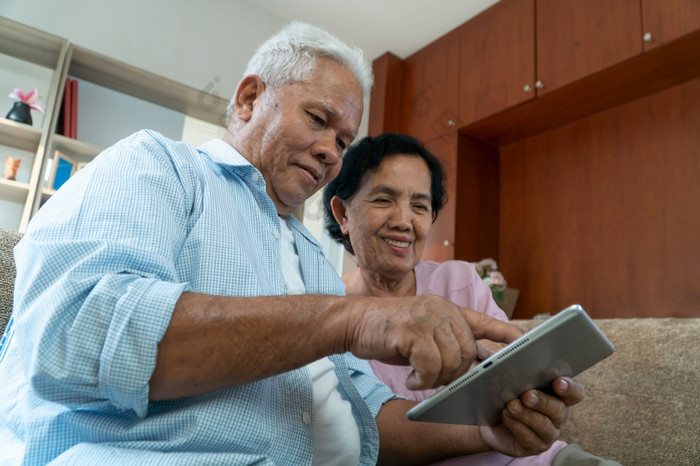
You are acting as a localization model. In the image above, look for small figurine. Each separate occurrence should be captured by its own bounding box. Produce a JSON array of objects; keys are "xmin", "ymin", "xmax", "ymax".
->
[{"xmin": 3, "ymin": 156, "xmax": 20, "ymax": 181}]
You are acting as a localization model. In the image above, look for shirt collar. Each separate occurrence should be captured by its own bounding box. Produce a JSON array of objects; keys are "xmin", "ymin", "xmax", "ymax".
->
[
  {"xmin": 198, "ymin": 139, "xmax": 321, "ymax": 248},
  {"xmin": 197, "ymin": 138, "xmax": 253, "ymax": 169}
]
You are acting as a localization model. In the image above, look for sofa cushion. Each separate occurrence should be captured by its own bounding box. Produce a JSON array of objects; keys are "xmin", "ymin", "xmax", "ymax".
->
[
  {"xmin": 515, "ymin": 317, "xmax": 700, "ymax": 465},
  {"xmin": 0, "ymin": 228, "xmax": 22, "ymax": 336}
]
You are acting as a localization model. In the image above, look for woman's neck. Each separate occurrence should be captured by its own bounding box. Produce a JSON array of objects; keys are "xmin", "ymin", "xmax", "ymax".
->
[{"xmin": 342, "ymin": 267, "xmax": 417, "ymax": 298}]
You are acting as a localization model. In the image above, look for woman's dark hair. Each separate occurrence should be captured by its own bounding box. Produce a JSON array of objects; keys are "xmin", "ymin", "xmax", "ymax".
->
[{"xmin": 323, "ymin": 132, "xmax": 446, "ymax": 254}]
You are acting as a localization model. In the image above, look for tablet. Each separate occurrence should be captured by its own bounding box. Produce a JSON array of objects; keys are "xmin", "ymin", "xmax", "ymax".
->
[{"xmin": 406, "ymin": 304, "xmax": 614, "ymax": 426}]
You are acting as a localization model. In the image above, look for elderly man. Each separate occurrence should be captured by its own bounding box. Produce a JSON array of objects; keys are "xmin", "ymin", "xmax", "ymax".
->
[{"xmin": 0, "ymin": 22, "xmax": 581, "ymax": 464}]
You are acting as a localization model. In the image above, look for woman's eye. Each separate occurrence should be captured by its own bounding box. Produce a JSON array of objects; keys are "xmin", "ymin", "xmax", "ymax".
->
[{"xmin": 414, "ymin": 203, "xmax": 430, "ymax": 212}]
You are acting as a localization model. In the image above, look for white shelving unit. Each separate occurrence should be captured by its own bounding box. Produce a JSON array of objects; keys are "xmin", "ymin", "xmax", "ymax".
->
[
  {"xmin": 0, "ymin": 18, "xmax": 229, "ymax": 232},
  {"xmin": 0, "ymin": 18, "xmax": 67, "ymax": 232}
]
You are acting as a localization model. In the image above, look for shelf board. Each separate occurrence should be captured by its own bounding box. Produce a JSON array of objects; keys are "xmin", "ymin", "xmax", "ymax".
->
[
  {"xmin": 41, "ymin": 187, "xmax": 56, "ymax": 198},
  {"xmin": 0, "ymin": 177, "xmax": 30, "ymax": 202},
  {"xmin": 0, "ymin": 118, "xmax": 42, "ymax": 152},
  {"xmin": 0, "ymin": 17, "xmax": 66, "ymax": 69},
  {"xmin": 68, "ymin": 46, "xmax": 230, "ymax": 127},
  {"xmin": 51, "ymin": 134, "xmax": 102, "ymax": 158}
]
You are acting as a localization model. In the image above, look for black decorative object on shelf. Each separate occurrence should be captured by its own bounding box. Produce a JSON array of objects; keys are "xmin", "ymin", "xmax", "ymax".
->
[
  {"xmin": 6, "ymin": 88, "xmax": 45, "ymax": 126},
  {"xmin": 5, "ymin": 101, "xmax": 32, "ymax": 125}
]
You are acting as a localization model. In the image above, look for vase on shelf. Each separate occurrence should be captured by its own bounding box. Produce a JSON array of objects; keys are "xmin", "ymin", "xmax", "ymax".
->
[{"xmin": 5, "ymin": 101, "xmax": 33, "ymax": 125}]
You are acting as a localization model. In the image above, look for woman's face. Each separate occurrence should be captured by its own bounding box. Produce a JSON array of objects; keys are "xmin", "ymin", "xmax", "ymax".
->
[{"xmin": 333, "ymin": 153, "xmax": 435, "ymax": 280}]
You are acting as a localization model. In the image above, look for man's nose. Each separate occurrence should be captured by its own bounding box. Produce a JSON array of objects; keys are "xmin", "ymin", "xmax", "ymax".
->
[{"xmin": 312, "ymin": 131, "xmax": 341, "ymax": 163}]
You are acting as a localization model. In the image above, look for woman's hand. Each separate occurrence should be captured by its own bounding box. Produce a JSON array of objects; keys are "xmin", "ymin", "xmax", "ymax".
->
[{"xmin": 478, "ymin": 376, "xmax": 585, "ymax": 456}]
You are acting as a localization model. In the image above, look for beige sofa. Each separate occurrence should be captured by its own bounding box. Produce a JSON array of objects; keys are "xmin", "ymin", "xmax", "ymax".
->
[
  {"xmin": 514, "ymin": 318, "xmax": 699, "ymax": 465},
  {"xmin": 0, "ymin": 228, "xmax": 698, "ymax": 465}
]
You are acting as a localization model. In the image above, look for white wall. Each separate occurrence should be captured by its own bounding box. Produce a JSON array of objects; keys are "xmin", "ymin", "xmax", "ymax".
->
[{"xmin": 1, "ymin": 0, "xmax": 288, "ymax": 106}]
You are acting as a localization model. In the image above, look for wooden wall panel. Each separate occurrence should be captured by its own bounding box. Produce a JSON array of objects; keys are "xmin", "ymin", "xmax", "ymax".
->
[
  {"xmin": 454, "ymin": 135, "xmax": 500, "ymax": 263},
  {"xmin": 368, "ymin": 52, "xmax": 403, "ymax": 136},
  {"xmin": 500, "ymin": 78, "xmax": 700, "ymax": 319},
  {"xmin": 422, "ymin": 133, "xmax": 458, "ymax": 262}
]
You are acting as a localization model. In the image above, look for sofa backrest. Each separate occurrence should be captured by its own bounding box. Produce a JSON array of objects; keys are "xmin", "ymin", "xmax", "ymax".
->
[
  {"xmin": 0, "ymin": 228, "xmax": 22, "ymax": 336},
  {"xmin": 514, "ymin": 317, "xmax": 700, "ymax": 465}
]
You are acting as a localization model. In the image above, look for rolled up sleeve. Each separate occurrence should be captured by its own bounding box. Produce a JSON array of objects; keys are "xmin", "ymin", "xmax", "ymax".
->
[{"xmin": 14, "ymin": 131, "xmax": 195, "ymax": 417}]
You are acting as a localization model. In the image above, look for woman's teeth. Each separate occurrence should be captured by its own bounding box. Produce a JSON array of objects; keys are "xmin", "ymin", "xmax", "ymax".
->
[{"xmin": 384, "ymin": 238, "xmax": 410, "ymax": 247}]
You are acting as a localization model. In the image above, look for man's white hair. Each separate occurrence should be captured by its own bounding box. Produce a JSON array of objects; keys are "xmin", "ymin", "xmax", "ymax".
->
[{"xmin": 226, "ymin": 22, "xmax": 372, "ymax": 121}]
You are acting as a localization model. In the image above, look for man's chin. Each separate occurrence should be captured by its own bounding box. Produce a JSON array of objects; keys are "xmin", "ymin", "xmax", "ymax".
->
[
  {"xmin": 275, "ymin": 197, "xmax": 306, "ymax": 216},
  {"xmin": 274, "ymin": 183, "xmax": 326, "ymax": 216}
]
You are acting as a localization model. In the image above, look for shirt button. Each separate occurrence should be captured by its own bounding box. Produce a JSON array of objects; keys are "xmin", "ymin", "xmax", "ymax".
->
[
  {"xmin": 273, "ymin": 229, "xmax": 280, "ymax": 239},
  {"xmin": 251, "ymin": 172, "xmax": 259, "ymax": 182},
  {"xmin": 302, "ymin": 412, "xmax": 312, "ymax": 425}
]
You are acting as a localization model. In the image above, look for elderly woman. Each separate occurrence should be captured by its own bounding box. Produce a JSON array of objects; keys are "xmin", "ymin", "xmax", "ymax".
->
[{"xmin": 323, "ymin": 133, "xmax": 620, "ymax": 466}]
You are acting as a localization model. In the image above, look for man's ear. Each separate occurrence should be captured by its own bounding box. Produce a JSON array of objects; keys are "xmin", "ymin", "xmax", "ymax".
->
[
  {"xmin": 330, "ymin": 196, "xmax": 349, "ymax": 234},
  {"xmin": 234, "ymin": 75, "xmax": 265, "ymax": 122}
]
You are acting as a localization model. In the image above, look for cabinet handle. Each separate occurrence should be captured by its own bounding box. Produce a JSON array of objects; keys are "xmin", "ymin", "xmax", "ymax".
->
[
  {"xmin": 523, "ymin": 84, "xmax": 533, "ymax": 92},
  {"xmin": 447, "ymin": 119, "xmax": 456, "ymax": 127},
  {"xmin": 535, "ymin": 80, "xmax": 544, "ymax": 89},
  {"xmin": 643, "ymin": 32, "xmax": 653, "ymax": 42},
  {"xmin": 443, "ymin": 240, "xmax": 453, "ymax": 247}
]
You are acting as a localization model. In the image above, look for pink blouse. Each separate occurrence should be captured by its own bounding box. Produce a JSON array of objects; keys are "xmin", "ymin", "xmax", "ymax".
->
[{"xmin": 369, "ymin": 260, "xmax": 566, "ymax": 465}]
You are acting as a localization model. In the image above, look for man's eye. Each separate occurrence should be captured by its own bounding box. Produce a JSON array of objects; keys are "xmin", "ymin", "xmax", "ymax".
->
[
  {"xmin": 308, "ymin": 112, "xmax": 325, "ymax": 127},
  {"xmin": 336, "ymin": 138, "xmax": 347, "ymax": 151}
]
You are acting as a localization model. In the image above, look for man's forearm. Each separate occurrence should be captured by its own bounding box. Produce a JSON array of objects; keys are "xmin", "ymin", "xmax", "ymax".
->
[
  {"xmin": 149, "ymin": 291, "xmax": 352, "ymax": 400},
  {"xmin": 149, "ymin": 292, "xmax": 523, "ymax": 403},
  {"xmin": 376, "ymin": 399, "xmax": 490, "ymax": 465}
]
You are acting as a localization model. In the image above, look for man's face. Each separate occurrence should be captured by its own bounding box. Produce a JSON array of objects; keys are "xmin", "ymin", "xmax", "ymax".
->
[{"xmin": 234, "ymin": 58, "xmax": 364, "ymax": 215}]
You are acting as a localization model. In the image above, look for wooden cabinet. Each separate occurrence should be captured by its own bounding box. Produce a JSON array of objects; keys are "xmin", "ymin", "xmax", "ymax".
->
[
  {"xmin": 399, "ymin": 31, "xmax": 460, "ymax": 143},
  {"xmin": 641, "ymin": 0, "xmax": 700, "ymax": 51},
  {"xmin": 0, "ymin": 18, "xmax": 228, "ymax": 232},
  {"xmin": 458, "ymin": 0, "xmax": 536, "ymax": 126},
  {"xmin": 385, "ymin": 0, "xmax": 700, "ymax": 140},
  {"xmin": 535, "ymin": 0, "xmax": 642, "ymax": 95},
  {"xmin": 373, "ymin": 0, "xmax": 700, "ymax": 144},
  {"xmin": 460, "ymin": 1, "xmax": 700, "ymax": 145},
  {"xmin": 457, "ymin": 0, "xmax": 700, "ymax": 126},
  {"xmin": 368, "ymin": 0, "xmax": 700, "ymax": 319}
]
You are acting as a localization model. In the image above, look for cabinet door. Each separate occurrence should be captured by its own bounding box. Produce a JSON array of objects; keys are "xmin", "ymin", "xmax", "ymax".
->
[
  {"xmin": 458, "ymin": 0, "xmax": 536, "ymax": 126},
  {"xmin": 421, "ymin": 132, "xmax": 458, "ymax": 262},
  {"xmin": 400, "ymin": 31, "xmax": 460, "ymax": 143},
  {"xmin": 642, "ymin": 0, "xmax": 700, "ymax": 51},
  {"xmin": 536, "ymin": 0, "xmax": 642, "ymax": 95}
]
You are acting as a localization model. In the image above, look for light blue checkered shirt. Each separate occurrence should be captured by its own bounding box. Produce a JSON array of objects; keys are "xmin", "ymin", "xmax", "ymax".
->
[{"xmin": 0, "ymin": 130, "xmax": 395, "ymax": 465}]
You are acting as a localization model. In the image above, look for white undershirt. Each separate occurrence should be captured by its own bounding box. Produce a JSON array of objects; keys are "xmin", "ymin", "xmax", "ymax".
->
[{"xmin": 278, "ymin": 216, "xmax": 361, "ymax": 466}]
